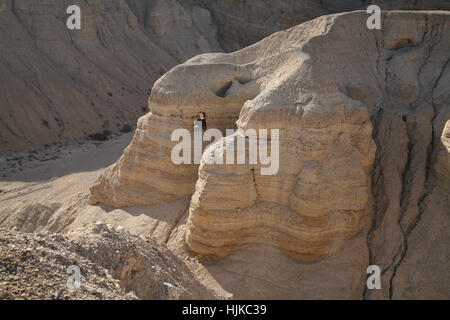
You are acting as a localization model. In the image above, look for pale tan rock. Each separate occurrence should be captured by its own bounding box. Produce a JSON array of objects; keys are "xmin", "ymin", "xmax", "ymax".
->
[
  {"xmin": 1, "ymin": 0, "xmax": 449, "ymax": 152},
  {"xmin": 66, "ymin": 222, "xmax": 218, "ymax": 299},
  {"xmin": 435, "ymin": 120, "xmax": 450, "ymax": 190},
  {"xmin": 0, "ymin": 0, "xmax": 219, "ymax": 153},
  {"xmin": 90, "ymin": 11, "xmax": 449, "ymax": 300},
  {"xmin": 184, "ymin": 18, "xmax": 378, "ymax": 260},
  {"xmin": 89, "ymin": 61, "xmax": 259, "ymax": 207},
  {"xmin": 198, "ymin": 0, "xmax": 450, "ymax": 51},
  {"xmin": 362, "ymin": 11, "xmax": 450, "ymax": 300},
  {"xmin": 92, "ymin": 12, "xmax": 382, "ymax": 261},
  {"xmin": 2, "ymin": 7, "xmax": 449, "ymax": 299}
]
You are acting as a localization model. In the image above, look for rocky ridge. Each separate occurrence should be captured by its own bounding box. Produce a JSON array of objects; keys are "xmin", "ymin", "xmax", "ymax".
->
[
  {"xmin": 90, "ymin": 11, "xmax": 450, "ymax": 299},
  {"xmin": 1, "ymin": 0, "xmax": 450, "ymax": 152},
  {"xmin": 0, "ymin": 222, "xmax": 217, "ymax": 299}
]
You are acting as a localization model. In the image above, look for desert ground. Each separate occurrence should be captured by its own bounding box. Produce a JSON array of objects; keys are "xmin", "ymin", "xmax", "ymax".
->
[
  {"xmin": 0, "ymin": 131, "xmax": 348, "ymax": 299},
  {"xmin": 0, "ymin": 1, "xmax": 449, "ymax": 301},
  {"xmin": 1, "ymin": 131, "xmax": 361, "ymax": 299}
]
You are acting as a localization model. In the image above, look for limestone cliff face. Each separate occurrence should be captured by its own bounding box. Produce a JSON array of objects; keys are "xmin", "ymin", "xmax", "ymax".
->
[
  {"xmin": 0, "ymin": 0, "xmax": 220, "ymax": 152},
  {"xmin": 197, "ymin": 0, "xmax": 450, "ymax": 51},
  {"xmin": 89, "ymin": 61, "xmax": 259, "ymax": 206},
  {"xmin": 90, "ymin": 11, "xmax": 449, "ymax": 298},
  {"xmin": 2, "ymin": 0, "xmax": 450, "ymax": 152},
  {"xmin": 184, "ymin": 20, "xmax": 379, "ymax": 259}
]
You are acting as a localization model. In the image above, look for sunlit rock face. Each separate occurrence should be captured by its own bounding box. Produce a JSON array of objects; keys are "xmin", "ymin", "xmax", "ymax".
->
[
  {"xmin": 184, "ymin": 14, "xmax": 379, "ymax": 260},
  {"xmin": 91, "ymin": 11, "xmax": 449, "ymax": 278},
  {"xmin": 91, "ymin": 12, "xmax": 379, "ymax": 260},
  {"xmin": 0, "ymin": 0, "xmax": 220, "ymax": 152},
  {"xmin": 2, "ymin": 0, "xmax": 449, "ymax": 152}
]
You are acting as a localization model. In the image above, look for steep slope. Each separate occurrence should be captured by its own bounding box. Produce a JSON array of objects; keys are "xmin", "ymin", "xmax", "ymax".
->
[
  {"xmin": 2, "ymin": 0, "xmax": 450, "ymax": 152},
  {"xmin": 0, "ymin": 223, "xmax": 217, "ymax": 299},
  {"xmin": 0, "ymin": 0, "xmax": 220, "ymax": 152},
  {"xmin": 0, "ymin": 227, "xmax": 136, "ymax": 300},
  {"xmin": 196, "ymin": 0, "xmax": 450, "ymax": 51},
  {"xmin": 90, "ymin": 11, "xmax": 449, "ymax": 299}
]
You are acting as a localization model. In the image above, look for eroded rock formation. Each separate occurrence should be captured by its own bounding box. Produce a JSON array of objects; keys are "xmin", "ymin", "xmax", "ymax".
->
[
  {"xmin": 0, "ymin": 0, "xmax": 220, "ymax": 152},
  {"xmin": 0, "ymin": 223, "xmax": 217, "ymax": 299},
  {"xmin": 197, "ymin": 0, "xmax": 450, "ymax": 51},
  {"xmin": 90, "ymin": 11, "xmax": 450, "ymax": 299},
  {"xmin": 2, "ymin": 0, "xmax": 450, "ymax": 152},
  {"xmin": 91, "ymin": 10, "xmax": 444, "ymax": 256}
]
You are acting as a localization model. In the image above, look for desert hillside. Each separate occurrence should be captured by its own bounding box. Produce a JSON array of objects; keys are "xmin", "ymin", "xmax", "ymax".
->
[
  {"xmin": 88, "ymin": 10, "xmax": 450, "ymax": 299},
  {"xmin": 0, "ymin": 222, "xmax": 216, "ymax": 299},
  {"xmin": 1, "ymin": 0, "xmax": 450, "ymax": 152},
  {"xmin": 1, "ymin": 8, "xmax": 448, "ymax": 300}
]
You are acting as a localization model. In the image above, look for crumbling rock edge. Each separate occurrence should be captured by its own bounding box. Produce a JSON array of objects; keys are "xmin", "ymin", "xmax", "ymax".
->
[{"xmin": 0, "ymin": 223, "xmax": 218, "ymax": 300}]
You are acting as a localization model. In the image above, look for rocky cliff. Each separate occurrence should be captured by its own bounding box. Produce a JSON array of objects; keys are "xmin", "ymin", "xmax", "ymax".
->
[
  {"xmin": 0, "ymin": 222, "xmax": 217, "ymax": 299},
  {"xmin": 2, "ymin": 0, "xmax": 450, "ymax": 152},
  {"xmin": 196, "ymin": 0, "xmax": 450, "ymax": 51},
  {"xmin": 0, "ymin": 0, "xmax": 220, "ymax": 152},
  {"xmin": 90, "ymin": 11, "xmax": 450, "ymax": 299}
]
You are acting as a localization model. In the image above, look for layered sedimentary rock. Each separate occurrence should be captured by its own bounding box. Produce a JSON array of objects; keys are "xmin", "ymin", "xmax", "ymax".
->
[
  {"xmin": 187, "ymin": 93, "xmax": 376, "ymax": 260},
  {"xmin": 0, "ymin": 223, "xmax": 217, "ymax": 299},
  {"xmin": 89, "ymin": 62, "xmax": 259, "ymax": 206},
  {"xmin": 0, "ymin": 0, "xmax": 220, "ymax": 152},
  {"xmin": 2, "ymin": 0, "xmax": 450, "ymax": 152},
  {"xmin": 91, "ymin": 10, "xmax": 450, "ymax": 291},
  {"xmin": 183, "ymin": 13, "xmax": 382, "ymax": 260},
  {"xmin": 197, "ymin": 0, "xmax": 450, "ymax": 51}
]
